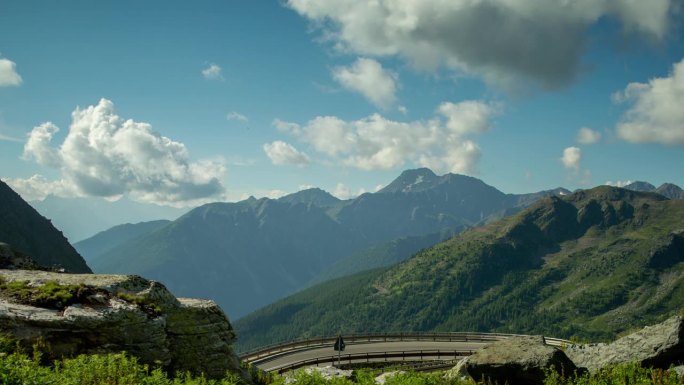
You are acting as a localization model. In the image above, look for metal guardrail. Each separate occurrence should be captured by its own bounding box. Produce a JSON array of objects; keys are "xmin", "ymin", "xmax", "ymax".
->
[
  {"xmin": 240, "ymin": 332, "xmax": 572, "ymax": 365},
  {"xmin": 271, "ymin": 349, "xmax": 475, "ymax": 374}
]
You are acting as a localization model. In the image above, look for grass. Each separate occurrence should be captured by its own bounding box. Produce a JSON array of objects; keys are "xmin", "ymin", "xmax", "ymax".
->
[
  {"xmin": 0, "ymin": 278, "xmax": 92, "ymax": 310},
  {"xmin": 116, "ymin": 292, "xmax": 163, "ymax": 316},
  {"xmin": 0, "ymin": 343, "xmax": 682, "ymax": 385}
]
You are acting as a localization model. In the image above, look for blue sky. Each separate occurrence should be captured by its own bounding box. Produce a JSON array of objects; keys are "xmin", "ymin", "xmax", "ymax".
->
[{"xmin": 1, "ymin": 1, "xmax": 683, "ymax": 239}]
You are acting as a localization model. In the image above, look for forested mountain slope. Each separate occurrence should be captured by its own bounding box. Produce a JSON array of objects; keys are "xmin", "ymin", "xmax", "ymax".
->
[{"xmin": 235, "ymin": 186, "xmax": 684, "ymax": 351}]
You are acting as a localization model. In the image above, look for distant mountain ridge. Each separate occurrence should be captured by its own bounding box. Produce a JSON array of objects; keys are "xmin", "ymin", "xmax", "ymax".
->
[
  {"xmin": 277, "ymin": 188, "xmax": 341, "ymax": 207},
  {"xmin": 74, "ymin": 220, "xmax": 172, "ymax": 266},
  {"xmin": 234, "ymin": 185, "xmax": 684, "ymax": 351},
  {"xmin": 0, "ymin": 180, "xmax": 91, "ymax": 273},
  {"xmin": 80, "ymin": 168, "xmax": 570, "ymax": 317},
  {"xmin": 623, "ymin": 181, "xmax": 684, "ymax": 200}
]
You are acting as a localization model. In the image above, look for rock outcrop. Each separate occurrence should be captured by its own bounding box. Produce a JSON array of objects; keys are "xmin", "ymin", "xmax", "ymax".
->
[
  {"xmin": 0, "ymin": 270, "xmax": 248, "ymax": 381},
  {"xmin": 565, "ymin": 315, "xmax": 684, "ymax": 372},
  {"xmin": 465, "ymin": 336, "xmax": 578, "ymax": 385}
]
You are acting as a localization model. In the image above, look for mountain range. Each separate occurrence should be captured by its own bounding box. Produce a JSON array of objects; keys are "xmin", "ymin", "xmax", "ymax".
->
[
  {"xmin": 234, "ymin": 185, "xmax": 684, "ymax": 352},
  {"xmin": 0, "ymin": 180, "xmax": 91, "ymax": 273},
  {"xmin": 74, "ymin": 168, "xmax": 571, "ymax": 318},
  {"xmin": 623, "ymin": 181, "xmax": 684, "ymax": 199}
]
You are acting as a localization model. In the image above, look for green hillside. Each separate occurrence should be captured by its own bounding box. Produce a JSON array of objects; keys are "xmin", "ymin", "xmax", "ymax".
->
[{"xmin": 235, "ymin": 186, "xmax": 684, "ymax": 352}]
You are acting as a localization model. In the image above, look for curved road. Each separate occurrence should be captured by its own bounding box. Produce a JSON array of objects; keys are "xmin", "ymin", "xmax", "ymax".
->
[{"xmin": 254, "ymin": 340, "xmax": 489, "ymax": 372}]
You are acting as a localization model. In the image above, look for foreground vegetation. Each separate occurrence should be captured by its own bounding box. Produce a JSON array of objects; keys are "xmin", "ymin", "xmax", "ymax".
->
[{"xmin": 0, "ymin": 349, "xmax": 681, "ymax": 385}]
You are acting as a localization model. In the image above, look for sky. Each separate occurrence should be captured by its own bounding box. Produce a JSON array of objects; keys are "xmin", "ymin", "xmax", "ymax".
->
[{"xmin": 1, "ymin": 1, "xmax": 683, "ymax": 239}]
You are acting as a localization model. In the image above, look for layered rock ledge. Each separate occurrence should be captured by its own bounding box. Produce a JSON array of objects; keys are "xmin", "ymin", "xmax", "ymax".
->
[
  {"xmin": 0, "ymin": 269, "xmax": 247, "ymax": 381},
  {"xmin": 565, "ymin": 315, "xmax": 684, "ymax": 372}
]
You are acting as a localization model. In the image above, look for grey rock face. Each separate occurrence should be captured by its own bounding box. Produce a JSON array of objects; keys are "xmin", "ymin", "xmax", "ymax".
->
[
  {"xmin": 465, "ymin": 336, "xmax": 578, "ymax": 385},
  {"xmin": 565, "ymin": 315, "xmax": 684, "ymax": 372},
  {"xmin": 445, "ymin": 357, "xmax": 471, "ymax": 381},
  {"xmin": 0, "ymin": 270, "xmax": 248, "ymax": 381}
]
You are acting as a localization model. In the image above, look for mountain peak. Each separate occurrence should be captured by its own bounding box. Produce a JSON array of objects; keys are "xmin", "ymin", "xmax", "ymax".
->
[
  {"xmin": 378, "ymin": 168, "xmax": 439, "ymax": 193},
  {"xmin": 623, "ymin": 181, "xmax": 656, "ymax": 192},
  {"xmin": 278, "ymin": 188, "xmax": 340, "ymax": 207},
  {"xmin": 656, "ymin": 183, "xmax": 684, "ymax": 200}
]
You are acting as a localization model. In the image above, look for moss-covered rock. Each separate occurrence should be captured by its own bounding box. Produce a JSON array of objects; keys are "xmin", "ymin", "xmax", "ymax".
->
[{"xmin": 0, "ymin": 269, "xmax": 249, "ymax": 381}]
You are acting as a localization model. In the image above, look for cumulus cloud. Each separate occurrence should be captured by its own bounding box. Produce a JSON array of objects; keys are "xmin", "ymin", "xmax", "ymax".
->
[
  {"xmin": 263, "ymin": 140, "xmax": 311, "ymax": 166},
  {"xmin": 273, "ymin": 100, "xmax": 495, "ymax": 174},
  {"xmin": 332, "ymin": 183, "xmax": 367, "ymax": 200},
  {"xmin": 287, "ymin": 0, "xmax": 673, "ymax": 90},
  {"xmin": 605, "ymin": 180, "xmax": 633, "ymax": 188},
  {"xmin": 16, "ymin": 98, "xmax": 226, "ymax": 206},
  {"xmin": 22, "ymin": 122, "xmax": 62, "ymax": 167},
  {"xmin": 614, "ymin": 58, "xmax": 684, "ymax": 145},
  {"xmin": 202, "ymin": 63, "xmax": 224, "ymax": 80},
  {"xmin": 576, "ymin": 127, "xmax": 602, "ymax": 145},
  {"xmin": 332, "ymin": 58, "xmax": 398, "ymax": 109},
  {"xmin": 227, "ymin": 111, "xmax": 248, "ymax": 122},
  {"xmin": 3, "ymin": 175, "xmax": 73, "ymax": 201},
  {"xmin": 0, "ymin": 58, "xmax": 22, "ymax": 87},
  {"xmin": 561, "ymin": 147, "xmax": 582, "ymax": 171}
]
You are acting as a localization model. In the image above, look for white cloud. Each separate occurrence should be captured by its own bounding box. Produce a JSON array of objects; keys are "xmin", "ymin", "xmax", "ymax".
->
[
  {"xmin": 3, "ymin": 175, "xmax": 73, "ymax": 201},
  {"xmin": 398, "ymin": 105, "xmax": 408, "ymax": 115},
  {"xmin": 274, "ymin": 100, "xmax": 495, "ymax": 174},
  {"xmin": 332, "ymin": 183, "xmax": 366, "ymax": 200},
  {"xmin": 576, "ymin": 127, "xmax": 602, "ymax": 145},
  {"xmin": 332, "ymin": 58, "xmax": 398, "ymax": 109},
  {"xmin": 438, "ymin": 101, "xmax": 493, "ymax": 136},
  {"xmin": 266, "ymin": 189, "xmax": 288, "ymax": 199},
  {"xmin": 561, "ymin": 146, "xmax": 582, "ymax": 171},
  {"xmin": 202, "ymin": 63, "xmax": 224, "ymax": 81},
  {"xmin": 0, "ymin": 58, "xmax": 22, "ymax": 87},
  {"xmin": 605, "ymin": 180, "xmax": 633, "ymax": 188},
  {"xmin": 227, "ymin": 111, "xmax": 248, "ymax": 122},
  {"xmin": 263, "ymin": 140, "xmax": 311, "ymax": 166},
  {"xmin": 16, "ymin": 98, "xmax": 226, "ymax": 206},
  {"xmin": 614, "ymin": 58, "xmax": 684, "ymax": 145},
  {"xmin": 22, "ymin": 122, "xmax": 62, "ymax": 167},
  {"xmin": 0, "ymin": 133, "xmax": 21, "ymax": 142},
  {"xmin": 287, "ymin": 0, "xmax": 673, "ymax": 90}
]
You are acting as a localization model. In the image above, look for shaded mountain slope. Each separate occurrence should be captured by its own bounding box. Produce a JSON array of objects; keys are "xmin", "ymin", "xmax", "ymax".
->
[
  {"xmin": 74, "ymin": 220, "xmax": 171, "ymax": 266},
  {"xmin": 92, "ymin": 197, "xmax": 362, "ymax": 317},
  {"xmin": 0, "ymin": 180, "xmax": 91, "ymax": 273},
  {"xmin": 235, "ymin": 186, "xmax": 684, "ymax": 351}
]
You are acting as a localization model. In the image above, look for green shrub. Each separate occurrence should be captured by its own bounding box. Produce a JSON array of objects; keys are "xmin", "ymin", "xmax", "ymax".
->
[
  {"xmin": 544, "ymin": 362, "xmax": 683, "ymax": 385},
  {"xmin": 0, "ymin": 351, "xmax": 246, "ymax": 385},
  {"xmin": 116, "ymin": 292, "xmax": 163, "ymax": 316}
]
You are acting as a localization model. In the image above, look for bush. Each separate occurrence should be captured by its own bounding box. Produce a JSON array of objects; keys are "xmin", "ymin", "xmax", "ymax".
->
[{"xmin": 544, "ymin": 362, "xmax": 684, "ymax": 385}]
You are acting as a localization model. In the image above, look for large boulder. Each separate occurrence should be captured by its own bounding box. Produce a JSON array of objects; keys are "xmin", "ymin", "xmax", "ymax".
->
[
  {"xmin": 565, "ymin": 315, "xmax": 684, "ymax": 372},
  {"xmin": 0, "ymin": 269, "xmax": 248, "ymax": 381},
  {"xmin": 465, "ymin": 335, "xmax": 578, "ymax": 385}
]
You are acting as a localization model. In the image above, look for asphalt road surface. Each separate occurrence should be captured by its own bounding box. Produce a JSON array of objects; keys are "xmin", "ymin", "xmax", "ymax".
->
[{"xmin": 255, "ymin": 340, "xmax": 489, "ymax": 372}]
